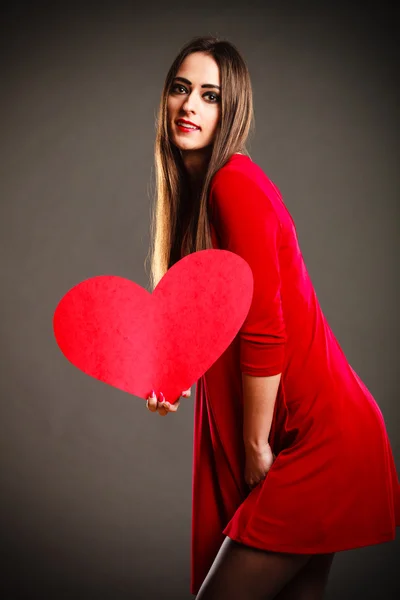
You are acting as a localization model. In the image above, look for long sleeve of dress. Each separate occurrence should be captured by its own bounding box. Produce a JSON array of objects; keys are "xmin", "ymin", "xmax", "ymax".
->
[{"xmin": 210, "ymin": 169, "xmax": 287, "ymax": 376}]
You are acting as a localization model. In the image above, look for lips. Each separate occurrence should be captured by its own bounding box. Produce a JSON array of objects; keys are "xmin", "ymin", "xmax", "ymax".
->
[{"xmin": 176, "ymin": 119, "xmax": 200, "ymax": 130}]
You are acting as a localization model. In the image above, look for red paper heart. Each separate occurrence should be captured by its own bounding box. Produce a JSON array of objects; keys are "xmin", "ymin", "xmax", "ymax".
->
[{"xmin": 53, "ymin": 249, "xmax": 253, "ymax": 403}]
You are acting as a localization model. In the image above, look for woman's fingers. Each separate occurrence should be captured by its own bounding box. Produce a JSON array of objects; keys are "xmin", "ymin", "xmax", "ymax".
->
[
  {"xmin": 166, "ymin": 398, "xmax": 180, "ymax": 411},
  {"xmin": 157, "ymin": 399, "xmax": 169, "ymax": 416},
  {"xmin": 145, "ymin": 392, "xmax": 175, "ymax": 416},
  {"xmin": 146, "ymin": 392, "xmax": 158, "ymax": 412},
  {"xmin": 145, "ymin": 396, "xmax": 168, "ymax": 415},
  {"xmin": 146, "ymin": 389, "xmax": 189, "ymax": 415},
  {"xmin": 146, "ymin": 391, "xmax": 166, "ymax": 414}
]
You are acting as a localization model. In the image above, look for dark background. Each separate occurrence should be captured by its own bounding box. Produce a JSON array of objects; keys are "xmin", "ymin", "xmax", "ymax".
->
[{"xmin": 0, "ymin": 1, "xmax": 399, "ymax": 598}]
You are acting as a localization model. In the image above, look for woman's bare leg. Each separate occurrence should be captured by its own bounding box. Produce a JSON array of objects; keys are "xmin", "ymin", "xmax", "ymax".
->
[
  {"xmin": 273, "ymin": 553, "xmax": 335, "ymax": 600},
  {"xmin": 195, "ymin": 536, "xmax": 312, "ymax": 600}
]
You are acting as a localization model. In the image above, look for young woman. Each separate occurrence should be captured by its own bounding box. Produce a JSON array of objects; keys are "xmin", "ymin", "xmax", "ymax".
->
[{"xmin": 145, "ymin": 35, "xmax": 400, "ymax": 599}]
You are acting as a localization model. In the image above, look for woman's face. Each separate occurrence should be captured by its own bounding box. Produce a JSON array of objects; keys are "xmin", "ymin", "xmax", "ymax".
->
[{"xmin": 167, "ymin": 52, "xmax": 221, "ymax": 151}]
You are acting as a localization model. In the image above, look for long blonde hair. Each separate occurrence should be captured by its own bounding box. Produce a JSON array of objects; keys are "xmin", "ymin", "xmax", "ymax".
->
[{"xmin": 146, "ymin": 35, "xmax": 255, "ymax": 291}]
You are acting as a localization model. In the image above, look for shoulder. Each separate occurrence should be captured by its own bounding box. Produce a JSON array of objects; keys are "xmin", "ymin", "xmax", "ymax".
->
[
  {"xmin": 209, "ymin": 156, "xmax": 281, "ymax": 220},
  {"xmin": 211, "ymin": 157, "xmax": 259, "ymax": 192},
  {"xmin": 210, "ymin": 155, "xmax": 280, "ymax": 199}
]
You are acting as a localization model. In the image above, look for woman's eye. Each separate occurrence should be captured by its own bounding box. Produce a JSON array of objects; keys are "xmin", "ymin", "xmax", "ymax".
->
[
  {"xmin": 206, "ymin": 93, "xmax": 220, "ymax": 103},
  {"xmin": 170, "ymin": 84, "xmax": 187, "ymax": 94}
]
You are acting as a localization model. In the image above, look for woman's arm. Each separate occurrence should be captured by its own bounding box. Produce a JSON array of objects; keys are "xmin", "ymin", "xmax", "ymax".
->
[
  {"xmin": 242, "ymin": 372, "xmax": 281, "ymax": 449},
  {"xmin": 210, "ymin": 169, "xmax": 287, "ymax": 377}
]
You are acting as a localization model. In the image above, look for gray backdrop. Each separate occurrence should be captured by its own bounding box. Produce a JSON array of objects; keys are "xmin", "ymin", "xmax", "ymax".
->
[{"xmin": 1, "ymin": 1, "xmax": 398, "ymax": 598}]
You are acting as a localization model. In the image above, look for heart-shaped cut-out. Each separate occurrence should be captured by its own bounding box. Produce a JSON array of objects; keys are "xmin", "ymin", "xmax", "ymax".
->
[{"xmin": 53, "ymin": 249, "xmax": 253, "ymax": 403}]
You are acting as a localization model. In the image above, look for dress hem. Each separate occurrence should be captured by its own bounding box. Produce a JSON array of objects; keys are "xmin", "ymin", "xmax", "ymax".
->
[{"xmin": 222, "ymin": 527, "xmax": 397, "ymax": 555}]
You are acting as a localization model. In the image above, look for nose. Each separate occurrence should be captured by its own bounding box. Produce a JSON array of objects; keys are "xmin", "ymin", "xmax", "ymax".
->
[{"xmin": 181, "ymin": 90, "xmax": 199, "ymax": 113}]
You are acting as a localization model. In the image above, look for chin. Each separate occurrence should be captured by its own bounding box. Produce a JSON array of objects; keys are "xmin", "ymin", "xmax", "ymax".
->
[{"xmin": 175, "ymin": 138, "xmax": 212, "ymax": 151}]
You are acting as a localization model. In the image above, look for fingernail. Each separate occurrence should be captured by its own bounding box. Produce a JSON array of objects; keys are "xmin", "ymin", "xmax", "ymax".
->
[
  {"xmin": 151, "ymin": 389, "xmax": 156, "ymax": 399},
  {"xmin": 159, "ymin": 392, "xmax": 165, "ymax": 402}
]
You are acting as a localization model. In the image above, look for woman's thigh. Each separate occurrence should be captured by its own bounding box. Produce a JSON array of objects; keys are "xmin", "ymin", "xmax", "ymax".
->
[
  {"xmin": 195, "ymin": 536, "xmax": 312, "ymax": 600},
  {"xmin": 273, "ymin": 552, "xmax": 336, "ymax": 600}
]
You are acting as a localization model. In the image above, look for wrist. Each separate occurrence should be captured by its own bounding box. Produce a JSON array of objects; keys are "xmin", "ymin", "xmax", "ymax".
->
[{"xmin": 244, "ymin": 438, "xmax": 270, "ymax": 451}]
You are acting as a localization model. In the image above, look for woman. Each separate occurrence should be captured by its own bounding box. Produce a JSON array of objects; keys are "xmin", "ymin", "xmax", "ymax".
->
[{"xmin": 145, "ymin": 35, "xmax": 400, "ymax": 599}]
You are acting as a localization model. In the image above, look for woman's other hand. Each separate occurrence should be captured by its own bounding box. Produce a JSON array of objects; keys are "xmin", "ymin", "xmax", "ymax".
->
[
  {"xmin": 145, "ymin": 388, "xmax": 191, "ymax": 416},
  {"xmin": 244, "ymin": 441, "xmax": 276, "ymax": 490}
]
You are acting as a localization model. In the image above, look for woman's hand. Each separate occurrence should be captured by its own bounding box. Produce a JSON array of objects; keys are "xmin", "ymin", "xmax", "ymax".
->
[
  {"xmin": 145, "ymin": 388, "xmax": 191, "ymax": 416},
  {"xmin": 244, "ymin": 441, "xmax": 276, "ymax": 490}
]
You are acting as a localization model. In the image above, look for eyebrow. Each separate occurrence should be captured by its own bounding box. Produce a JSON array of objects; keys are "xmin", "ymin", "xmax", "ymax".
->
[{"xmin": 173, "ymin": 76, "xmax": 221, "ymax": 90}]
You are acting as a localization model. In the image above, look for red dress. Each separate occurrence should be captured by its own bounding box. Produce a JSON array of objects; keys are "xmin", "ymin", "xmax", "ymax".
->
[{"xmin": 190, "ymin": 153, "xmax": 400, "ymax": 595}]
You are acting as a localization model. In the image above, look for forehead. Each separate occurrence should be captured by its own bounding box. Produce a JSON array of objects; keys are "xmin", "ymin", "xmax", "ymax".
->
[{"xmin": 177, "ymin": 52, "xmax": 220, "ymax": 84}]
